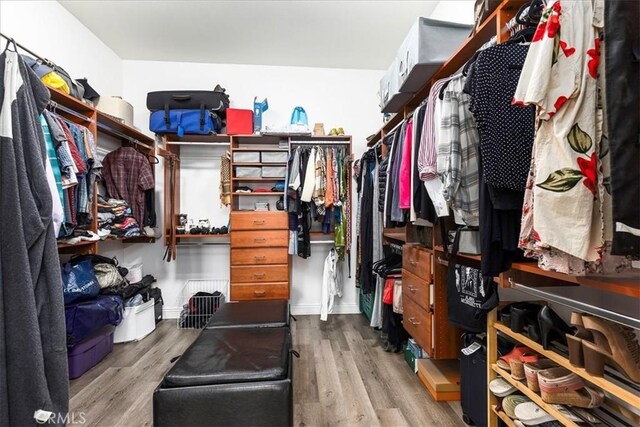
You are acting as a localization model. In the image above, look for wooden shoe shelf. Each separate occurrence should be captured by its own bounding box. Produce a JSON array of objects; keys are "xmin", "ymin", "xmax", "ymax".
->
[{"xmin": 487, "ymin": 315, "xmax": 640, "ymax": 427}]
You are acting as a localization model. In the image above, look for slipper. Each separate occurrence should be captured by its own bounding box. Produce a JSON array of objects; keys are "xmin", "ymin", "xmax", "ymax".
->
[
  {"xmin": 524, "ymin": 359, "xmax": 557, "ymax": 392},
  {"xmin": 514, "ymin": 402, "xmax": 555, "ymax": 425},
  {"xmin": 537, "ymin": 367, "xmax": 584, "ymax": 394},
  {"xmin": 503, "ymin": 395, "xmax": 531, "ymax": 419},
  {"xmin": 489, "ymin": 378, "xmax": 517, "ymax": 397}
]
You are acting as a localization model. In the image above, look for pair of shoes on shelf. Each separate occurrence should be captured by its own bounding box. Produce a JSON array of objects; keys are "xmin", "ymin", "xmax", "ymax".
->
[
  {"xmin": 328, "ymin": 127, "xmax": 345, "ymax": 136},
  {"xmin": 537, "ymin": 366, "xmax": 604, "ymax": 408},
  {"xmin": 497, "ymin": 346, "xmax": 539, "ymax": 380},
  {"xmin": 566, "ymin": 312, "xmax": 640, "ymax": 383},
  {"xmin": 506, "ymin": 303, "xmax": 573, "ymax": 350}
]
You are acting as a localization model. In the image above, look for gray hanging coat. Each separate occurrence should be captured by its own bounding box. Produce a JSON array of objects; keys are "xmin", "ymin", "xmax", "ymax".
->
[{"xmin": 0, "ymin": 50, "xmax": 69, "ymax": 426}]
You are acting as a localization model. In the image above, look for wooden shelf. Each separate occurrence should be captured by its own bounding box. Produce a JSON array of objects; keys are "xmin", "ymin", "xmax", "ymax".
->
[
  {"xmin": 96, "ymin": 111, "xmax": 154, "ymax": 146},
  {"xmin": 232, "ymin": 147, "xmax": 288, "ymax": 152},
  {"xmin": 175, "ymin": 234, "xmax": 229, "ymax": 239},
  {"xmin": 233, "ymin": 192, "xmax": 283, "ymax": 196},
  {"xmin": 383, "ymin": 227, "xmax": 407, "ymax": 243},
  {"xmin": 233, "ymin": 177, "xmax": 285, "ymax": 182},
  {"xmin": 494, "ymin": 322, "xmax": 640, "ymax": 407},
  {"xmin": 492, "ymin": 364, "xmax": 578, "ymax": 427},
  {"xmin": 49, "ymin": 87, "xmax": 95, "ymax": 114},
  {"xmin": 109, "ymin": 236, "xmax": 155, "ymax": 244},
  {"xmin": 491, "ymin": 405, "xmax": 517, "ymax": 427},
  {"xmin": 57, "ymin": 240, "xmax": 96, "ymax": 250}
]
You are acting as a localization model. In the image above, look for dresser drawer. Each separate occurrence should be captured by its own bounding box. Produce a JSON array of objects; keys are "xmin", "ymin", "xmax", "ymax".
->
[
  {"xmin": 402, "ymin": 269, "xmax": 429, "ymax": 311},
  {"xmin": 231, "ymin": 248, "xmax": 289, "ymax": 266},
  {"xmin": 231, "ymin": 265, "xmax": 289, "ymax": 283},
  {"xmin": 402, "ymin": 297, "xmax": 432, "ymax": 355},
  {"xmin": 231, "ymin": 212, "xmax": 288, "ymax": 230},
  {"xmin": 231, "ymin": 230, "xmax": 288, "ymax": 248},
  {"xmin": 231, "ymin": 283, "xmax": 289, "ymax": 301},
  {"xmin": 402, "ymin": 244, "xmax": 432, "ymax": 281}
]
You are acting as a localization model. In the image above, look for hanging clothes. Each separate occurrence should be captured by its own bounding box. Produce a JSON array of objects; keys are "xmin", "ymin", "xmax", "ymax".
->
[
  {"xmin": 0, "ymin": 50, "xmax": 69, "ymax": 427},
  {"xmin": 102, "ymin": 146, "xmax": 155, "ymax": 226},
  {"xmin": 320, "ymin": 248, "xmax": 343, "ymax": 321},
  {"xmin": 398, "ymin": 119, "xmax": 413, "ymax": 209}
]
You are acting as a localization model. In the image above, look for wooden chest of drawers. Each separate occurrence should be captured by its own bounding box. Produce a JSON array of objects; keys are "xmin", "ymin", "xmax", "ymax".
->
[
  {"xmin": 229, "ymin": 212, "xmax": 290, "ymax": 301},
  {"xmin": 402, "ymin": 244, "xmax": 458, "ymax": 360}
]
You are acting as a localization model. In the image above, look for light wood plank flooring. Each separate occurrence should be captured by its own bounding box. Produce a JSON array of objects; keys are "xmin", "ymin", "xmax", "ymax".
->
[{"xmin": 70, "ymin": 314, "xmax": 465, "ymax": 426}]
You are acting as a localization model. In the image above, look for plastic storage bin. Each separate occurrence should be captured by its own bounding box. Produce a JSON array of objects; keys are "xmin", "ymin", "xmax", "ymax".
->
[
  {"xmin": 380, "ymin": 57, "xmax": 413, "ymax": 113},
  {"xmin": 235, "ymin": 166, "xmax": 262, "ymax": 177},
  {"xmin": 261, "ymin": 151, "xmax": 288, "ymax": 163},
  {"xmin": 227, "ymin": 108, "xmax": 253, "ymax": 135},
  {"xmin": 113, "ymin": 299, "xmax": 156, "ymax": 343},
  {"xmin": 262, "ymin": 166, "xmax": 286, "ymax": 178},
  {"xmin": 67, "ymin": 325, "xmax": 115, "ymax": 379},
  {"xmin": 398, "ymin": 18, "xmax": 472, "ymax": 93},
  {"xmin": 233, "ymin": 151, "xmax": 260, "ymax": 163}
]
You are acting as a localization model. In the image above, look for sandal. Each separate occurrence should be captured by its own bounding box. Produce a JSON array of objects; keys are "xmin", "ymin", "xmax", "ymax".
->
[
  {"xmin": 497, "ymin": 346, "xmax": 539, "ymax": 372},
  {"xmin": 524, "ymin": 359, "xmax": 557, "ymax": 392},
  {"xmin": 489, "ymin": 377, "xmax": 517, "ymax": 397},
  {"xmin": 540, "ymin": 386, "xmax": 604, "ymax": 409},
  {"xmin": 503, "ymin": 394, "xmax": 531, "ymax": 419},
  {"xmin": 537, "ymin": 367, "xmax": 584, "ymax": 394}
]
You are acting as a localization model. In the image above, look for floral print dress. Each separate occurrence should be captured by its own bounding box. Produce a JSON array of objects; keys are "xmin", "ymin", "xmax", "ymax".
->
[{"xmin": 514, "ymin": 0, "xmax": 603, "ymax": 273}]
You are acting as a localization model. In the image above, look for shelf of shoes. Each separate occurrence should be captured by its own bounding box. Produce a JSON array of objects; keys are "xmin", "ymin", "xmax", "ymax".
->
[
  {"xmin": 493, "ymin": 322, "xmax": 640, "ymax": 408},
  {"xmin": 491, "ymin": 405, "xmax": 517, "ymax": 427}
]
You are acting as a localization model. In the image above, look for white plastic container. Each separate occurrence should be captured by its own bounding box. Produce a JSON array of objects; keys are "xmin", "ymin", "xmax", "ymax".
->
[
  {"xmin": 125, "ymin": 263, "xmax": 143, "ymax": 283},
  {"xmin": 114, "ymin": 299, "xmax": 156, "ymax": 343},
  {"xmin": 261, "ymin": 151, "xmax": 288, "ymax": 163},
  {"xmin": 233, "ymin": 151, "xmax": 260, "ymax": 163},
  {"xmin": 262, "ymin": 166, "xmax": 286, "ymax": 178}
]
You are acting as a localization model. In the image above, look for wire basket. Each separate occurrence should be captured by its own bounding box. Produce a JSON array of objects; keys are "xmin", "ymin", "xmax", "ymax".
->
[{"xmin": 177, "ymin": 279, "xmax": 229, "ymax": 329}]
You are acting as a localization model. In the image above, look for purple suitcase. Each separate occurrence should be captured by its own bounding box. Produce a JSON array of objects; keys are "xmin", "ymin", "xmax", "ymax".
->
[{"xmin": 68, "ymin": 326, "xmax": 115, "ymax": 379}]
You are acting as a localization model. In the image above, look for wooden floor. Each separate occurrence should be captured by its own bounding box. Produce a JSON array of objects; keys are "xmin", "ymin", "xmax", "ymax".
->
[{"xmin": 70, "ymin": 314, "xmax": 465, "ymax": 426}]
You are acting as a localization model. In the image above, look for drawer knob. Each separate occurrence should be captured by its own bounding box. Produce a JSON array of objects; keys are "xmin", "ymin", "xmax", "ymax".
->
[
  {"xmin": 254, "ymin": 273, "xmax": 266, "ymax": 279},
  {"xmin": 255, "ymin": 255, "xmax": 266, "ymax": 261},
  {"xmin": 254, "ymin": 238, "xmax": 266, "ymax": 243},
  {"xmin": 409, "ymin": 260, "xmax": 417, "ymax": 266},
  {"xmin": 254, "ymin": 290, "xmax": 266, "ymax": 296},
  {"xmin": 408, "ymin": 317, "xmax": 421, "ymax": 326},
  {"xmin": 408, "ymin": 286, "xmax": 417, "ymax": 293},
  {"xmin": 253, "ymin": 220, "xmax": 266, "ymax": 225}
]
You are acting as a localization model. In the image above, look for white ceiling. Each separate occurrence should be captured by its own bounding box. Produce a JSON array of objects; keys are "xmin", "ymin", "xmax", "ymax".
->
[{"xmin": 59, "ymin": 0, "xmax": 447, "ymax": 70}]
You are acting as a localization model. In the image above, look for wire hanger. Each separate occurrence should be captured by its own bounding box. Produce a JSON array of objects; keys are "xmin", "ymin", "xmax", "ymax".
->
[{"xmin": 3, "ymin": 37, "xmax": 17, "ymax": 53}]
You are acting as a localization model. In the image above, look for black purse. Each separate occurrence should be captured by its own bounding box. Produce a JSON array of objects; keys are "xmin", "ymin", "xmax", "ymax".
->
[{"xmin": 446, "ymin": 229, "xmax": 498, "ymax": 333}]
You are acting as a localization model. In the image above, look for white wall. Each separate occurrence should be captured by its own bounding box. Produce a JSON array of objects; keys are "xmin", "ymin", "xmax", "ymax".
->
[
  {"xmin": 0, "ymin": 0, "xmax": 123, "ymax": 97},
  {"xmin": 430, "ymin": 0, "xmax": 475, "ymax": 24},
  {"xmin": 121, "ymin": 60, "xmax": 383, "ymax": 316}
]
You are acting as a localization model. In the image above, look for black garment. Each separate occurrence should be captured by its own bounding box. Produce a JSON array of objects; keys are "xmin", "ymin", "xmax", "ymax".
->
[
  {"xmin": 359, "ymin": 154, "xmax": 376, "ymax": 294},
  {"xmin": 381, "ymin": 303, "xmax": 408, "ymax": 352},
  {"xmin": 468, "ymin": 43, "xmax": 535, "ymax": 192},
  {"xmin": 605, "ymin": 0, "xmax": 640, "ymax": 256},
  {"xmin": 144, "ymin": 189, "xmax": 156, "ymax": 227},
  {"xmin": 378, "ymin": 156, "xmax": 388, "ymax": 213},
  {"xmin": 412, "ymin": 104, "xmax": 437, "ymax": 222}
]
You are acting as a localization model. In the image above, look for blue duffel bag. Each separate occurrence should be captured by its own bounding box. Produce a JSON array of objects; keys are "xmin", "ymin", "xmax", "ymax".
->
[
  {"xmin": 149, "ymin": 109, "xmax": 217, "ymax": 137},
  {"xmin": 65, "ymin": 294, "xmax": 124, "ymax": 347}
]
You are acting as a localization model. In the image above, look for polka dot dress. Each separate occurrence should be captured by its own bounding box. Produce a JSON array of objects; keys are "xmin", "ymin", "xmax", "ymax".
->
[{"xmin": 468, "ymin": 44, "xmax": 536, "ymax": 191}]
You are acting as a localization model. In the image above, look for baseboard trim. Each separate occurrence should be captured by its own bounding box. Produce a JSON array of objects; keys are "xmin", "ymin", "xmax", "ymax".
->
[{"xmin": 163, "ymin": 303, "xmax": 361, "ymax": 319}]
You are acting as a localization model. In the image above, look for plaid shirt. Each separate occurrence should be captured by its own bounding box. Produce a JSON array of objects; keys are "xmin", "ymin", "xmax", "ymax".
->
[
  {"xmin": 438, "ymin": 74, "xmax": 480, "ymax": 226},
  {"xmin": 102, "ymin": 147, "xmax": 154, "ymax": 225}
]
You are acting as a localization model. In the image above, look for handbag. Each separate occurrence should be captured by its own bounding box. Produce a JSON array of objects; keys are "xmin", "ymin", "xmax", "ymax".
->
[
  {"xmin": 61, "ymin": 259, "xmax": 101, "ymax": 305},
  {"xmin": 446, "ymin": 231, "xmax": 498, "ymax": 332}
]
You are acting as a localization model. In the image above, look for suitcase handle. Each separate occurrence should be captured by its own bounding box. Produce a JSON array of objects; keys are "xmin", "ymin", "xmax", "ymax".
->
[{"xmin": 172, "ymin": 94, "xmax": 192, "ymax": 101}]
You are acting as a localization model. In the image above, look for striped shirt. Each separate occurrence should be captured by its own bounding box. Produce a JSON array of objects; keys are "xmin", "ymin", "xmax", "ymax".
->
[{"xmin": 417, "ymin": 77, "xmax": 454, "ymax": 181}]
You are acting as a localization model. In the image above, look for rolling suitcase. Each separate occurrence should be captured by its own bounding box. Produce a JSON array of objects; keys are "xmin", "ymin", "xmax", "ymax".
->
[{"xmin": 460, "ymin": 333, "xmax": 487, "ymax": 426}]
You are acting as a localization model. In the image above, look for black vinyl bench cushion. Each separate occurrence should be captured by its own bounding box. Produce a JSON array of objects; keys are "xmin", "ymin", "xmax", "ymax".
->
[{"xmin": 204, "ymin": 300, "xmax": 290, "ymax": 329}]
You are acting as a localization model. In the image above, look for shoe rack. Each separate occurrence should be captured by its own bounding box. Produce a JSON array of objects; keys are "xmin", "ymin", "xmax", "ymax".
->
[{"xmin": 487, "ymin": 307, "xmax": 640, "ymax": 427}]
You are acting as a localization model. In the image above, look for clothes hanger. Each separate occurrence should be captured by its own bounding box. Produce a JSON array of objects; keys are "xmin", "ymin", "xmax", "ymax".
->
[{"xmin": 3, "ymin": 37, "xmax": 17, "ymax": 53}]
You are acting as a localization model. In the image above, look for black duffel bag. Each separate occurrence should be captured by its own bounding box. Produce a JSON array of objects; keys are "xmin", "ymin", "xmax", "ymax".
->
[{"xmin": 146, "ymin": 87, "xmax": 229, "ymax": 118}]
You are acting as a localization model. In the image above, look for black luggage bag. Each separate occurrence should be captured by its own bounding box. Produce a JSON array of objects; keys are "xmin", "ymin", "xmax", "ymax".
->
[
  {"xmin": 460, "ymin": 333, "xmax": 487, "ymax": 426},
  {"xmin": 146, "ymin": 89, "xmax": 229, "ymax": 118}
]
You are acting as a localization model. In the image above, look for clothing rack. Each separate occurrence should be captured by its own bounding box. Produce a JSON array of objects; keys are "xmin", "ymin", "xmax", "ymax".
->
[
  {"xmin": 165, "ymin": 141, "xmax": 231, "ymax": 146},
  {"xmin": 48, "ymin": 101, "xmax": 93, "ymax": 123},
  {"xmin": 97, "ymin": 122, "xmax": 153, "ymax": 151},
  {"xmin": 0, "ymin": 32, "xmax": 50, "ymax": 65},
  {"xmin": 290, "ymin": 141, "xmax": 351, "ymax": 146}
]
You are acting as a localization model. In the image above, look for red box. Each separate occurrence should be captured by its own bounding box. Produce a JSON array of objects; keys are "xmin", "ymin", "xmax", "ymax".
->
[{"xmin": 226, "ymin": 108, "xmax": 254, "ymax": 135}]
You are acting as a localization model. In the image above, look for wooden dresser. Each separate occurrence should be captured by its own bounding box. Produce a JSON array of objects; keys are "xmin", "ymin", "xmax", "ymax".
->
[
  {"xmin": 402, "ymin": 244, "xmax": 458, "ymax": 360},
  {"xmin": 230, "ymin": 211, "xmax": 290, "ymax": 300}
]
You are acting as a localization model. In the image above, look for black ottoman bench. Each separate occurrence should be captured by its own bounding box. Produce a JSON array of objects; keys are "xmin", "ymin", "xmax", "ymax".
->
[
  {"xmin": 153, "ymin": 327, "xmax": 293, "ymax": 426},
  {"xmin": 205, "ymin": 300, "xmax": 290, "ymax": 329}
]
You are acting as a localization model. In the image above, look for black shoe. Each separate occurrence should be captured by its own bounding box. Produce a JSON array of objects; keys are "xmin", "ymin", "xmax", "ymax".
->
[
  {"xmin": 510, "ymin": 302, "xmax": 543, "ymax": 335},
  {"xmin": 219, "ymin": 226, "xmax": 228, "ymax": 234},
  {"xmin": 538, "ymin": 305, "xmax": 573, "ymax": 350}
]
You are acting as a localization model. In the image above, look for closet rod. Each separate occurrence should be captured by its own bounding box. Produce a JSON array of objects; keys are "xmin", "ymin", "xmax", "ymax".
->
[
  {"xmin": 176, "ymin": 242, "xmax": 230, "ymax": 246},
  {"xmin": 48, "ymin": 101, "xmax": 93, "ymax": 123},
  {"xmin": 0, "ymin": 32, "xmax": 49, "ymax": 64},
  {"xmin": 310, "ymin": 240, "xmax": 335, "ymax": 245},
  {"xmin": 96, "ymin": 122, "xmax": 153, "ymax": 151},
  {"xmin": 166, "ymin": 141, "xmax": 231, "ymax": 146},
  {"xmin": 290, "ymin": 141, "xmax": 351, "ymax": 146}
]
